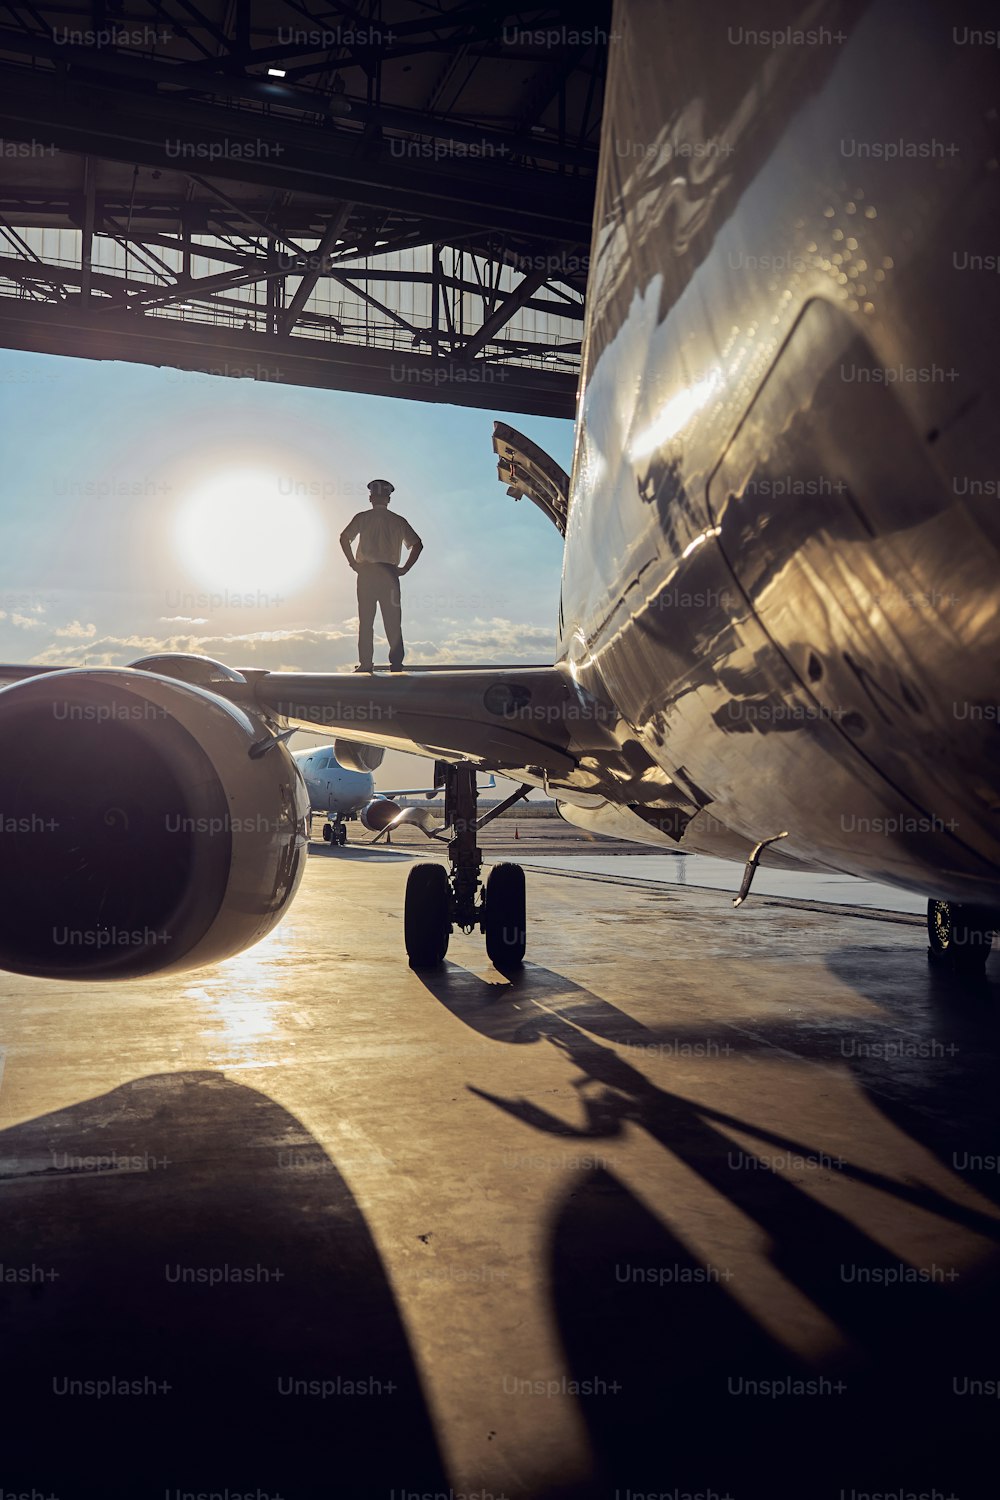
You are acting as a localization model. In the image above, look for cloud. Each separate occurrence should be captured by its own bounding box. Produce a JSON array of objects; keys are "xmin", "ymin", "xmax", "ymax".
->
[
  {"xmin": 26, "ymin": 618, "xmax": 555, "ymax": 673},
  {"xmin": 54, "ymin": 619, "xmax": 97, "ymax": 639},
  {"xmin": 9, "ymin": 613, "xmax": 42, "ymax": 630},
  {"xmin": 160, "ymin": 616, "xmax": 209, "ymax": 625}
]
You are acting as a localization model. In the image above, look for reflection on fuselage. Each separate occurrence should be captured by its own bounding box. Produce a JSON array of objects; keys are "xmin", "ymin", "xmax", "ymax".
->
[{"xmin": 559, "ymin": 0, "xmax": 1000, "ymax": 909}]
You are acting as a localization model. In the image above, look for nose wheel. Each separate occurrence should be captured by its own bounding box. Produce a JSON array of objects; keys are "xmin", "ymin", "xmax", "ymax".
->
[{"xmin": 403, "ymin": 762, "xmax": 530, "ymax": 971}]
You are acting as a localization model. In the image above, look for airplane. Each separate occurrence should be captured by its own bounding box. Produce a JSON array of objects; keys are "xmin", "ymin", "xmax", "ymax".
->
[
  {"xmin": 293, "ymin": 743, "xmax": 495, "ymax": 845},
  {"xmin": 294, "ymin": 742, "xmax": 374, "ymax": 845},
  {"xmin": 0, "ymin": 0, "xmax": 997, "ymax": 983}
]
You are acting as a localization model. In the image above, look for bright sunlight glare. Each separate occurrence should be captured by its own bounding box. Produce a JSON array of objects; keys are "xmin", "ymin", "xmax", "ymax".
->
[{"xmin": 173, "ymin": 469, "xmax": 325, "ymax": 596}]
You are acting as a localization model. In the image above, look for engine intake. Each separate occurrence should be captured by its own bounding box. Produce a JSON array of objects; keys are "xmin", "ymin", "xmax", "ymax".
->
[
  {"xmin": 0, "ymin": 668, "xmax": 308, "ymax": 980},
  {"xmin": 360, "ymin": 797, "xmax": 401, "ymax": 833},
  {"xmin": 334, "ymin": 739, "xmax": 385, "ymax": 774}
]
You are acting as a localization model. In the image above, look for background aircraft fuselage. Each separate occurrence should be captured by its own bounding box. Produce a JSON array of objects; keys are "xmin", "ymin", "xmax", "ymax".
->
[{"xmin": 293, "ymin": 747, "xmax": 374, "ymax": 819}]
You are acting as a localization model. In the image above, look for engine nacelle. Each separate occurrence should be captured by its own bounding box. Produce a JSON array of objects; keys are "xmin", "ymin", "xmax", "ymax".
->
[
  {"xmin": 334, "ymin": 740, "xmax": 385, "ymax": 774},
  {"xmin": 0, "ymin": 668, "xmax": 309, "ymax": 980},
  {"xmin": 360, "ymin": 797, "xmax": 401, "ymax": 833}
]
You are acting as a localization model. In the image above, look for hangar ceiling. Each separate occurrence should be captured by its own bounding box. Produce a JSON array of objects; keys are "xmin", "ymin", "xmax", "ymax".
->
[{"xmin": 0, "ymin": 1, "xmax": 611, "ymax": 416}]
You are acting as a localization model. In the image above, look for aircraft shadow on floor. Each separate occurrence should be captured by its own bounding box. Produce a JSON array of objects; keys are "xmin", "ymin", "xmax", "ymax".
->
[
  {"xmin": 417, "ymin": 960, "xmax": 1000, "ymax": 1500},
  {"xmin": 0, "ymin": 1071, "xmax": 445, "ymax": 1499}
]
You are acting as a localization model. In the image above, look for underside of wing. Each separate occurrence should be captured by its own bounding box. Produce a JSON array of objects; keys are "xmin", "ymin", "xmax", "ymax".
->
[{"xmin": 243, "ymin": 665, "xmax": 599, "ymax": 786}]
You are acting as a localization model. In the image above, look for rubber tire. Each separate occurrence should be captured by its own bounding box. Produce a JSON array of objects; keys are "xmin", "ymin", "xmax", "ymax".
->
[
  {"xmin": 337, "ymin": 824, "xmax": 348, "ymax": 846},
  {"xmin": 927, "ymin": 899, "xmax": 992, "ymax": 976},
  {"xmin": 322, "ymin": 823, "xmax": 333, "ymax": 843},
  {"xmin": 405, "ymin": 863, "xmax": 451, "ymax": 968},
  {"xmin": 484, "ymin": 862, "xmax": 526, "ymax": 971}
]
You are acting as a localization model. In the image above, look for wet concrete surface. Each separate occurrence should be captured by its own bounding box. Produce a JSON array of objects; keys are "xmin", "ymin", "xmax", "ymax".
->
[
  {"xmin": 1, "ymin": 836, "xmax": 999, "ymax": 1499},
  {"xmin": 358, "ymin": 815, "xmax": 927, "ymax": 911}
]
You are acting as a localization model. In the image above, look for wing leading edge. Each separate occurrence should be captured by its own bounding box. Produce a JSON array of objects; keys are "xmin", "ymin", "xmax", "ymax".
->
[{"xmin": 244, "ymin": 665, "xmax": 604, "ymax": 782}]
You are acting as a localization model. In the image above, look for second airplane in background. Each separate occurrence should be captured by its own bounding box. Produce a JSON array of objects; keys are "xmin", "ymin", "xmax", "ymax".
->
[{"xmin": 294, "ymin": 743, "xmax": 493, "ymax": 845}]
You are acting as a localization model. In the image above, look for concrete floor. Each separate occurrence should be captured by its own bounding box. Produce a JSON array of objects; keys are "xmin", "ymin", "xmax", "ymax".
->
[{"xmin": 1, "ymin": 837, "xmax": 999, "ymax": 1499}]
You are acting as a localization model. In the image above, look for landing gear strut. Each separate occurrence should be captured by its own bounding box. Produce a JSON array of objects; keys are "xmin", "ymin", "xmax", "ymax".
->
[
  {"xmin": 322, "ymin": 816, "xmax": 348, "ymax": 846},
  {"xmin": 403, "ymin": 762, "xmax": 529, "ymax": 971},
  {"xmin": 927, "ymin": 899, "xmax": 996, "ymax": 977}
]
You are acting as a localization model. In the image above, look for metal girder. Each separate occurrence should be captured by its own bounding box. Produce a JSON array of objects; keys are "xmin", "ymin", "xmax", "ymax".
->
[
  {"xmin": 80, "ymin": 156, "xmax": 95, "ymax": 302},
  {"xmin": 0, "ymin": 298, "xmax": 577, "ymax": 418},
  {"xmin": 184, "ymin": 173, "xmax": 307, "ymax": 261},
  {"xmin": 0, "ymin": 208, "xmax": 585, "ymax": 320},
  {"xmin": 0, "ymin": 225, "xmax": 65, "ymax": 301},
  {"xmin": 0, "ymin": 254, "xmax": 144, "ymax": 299},
  {"xmin": 320, "ymin": 267, "xmax": 585, "ymax": 321},
  {"xmin": 278, "ymin": 203, "xmax": 352, "ymax": 335},
  {"xmin": 459, "ymin": 267, "xmax": 548, "ymax": 360},
  {"xmin": 106, "ymin": 257, "xmax": 287, "ymax": 311},
  {"xmin": 0, "ymin": 0, "xmax": 604, "ymax": 415},
  {"xmin": 0, "ymin": 20, "xmax": 599, "ymax": 172},
  {"xmin": 0, "ymin": 68, "xmax": 593, "ymax": 241}
]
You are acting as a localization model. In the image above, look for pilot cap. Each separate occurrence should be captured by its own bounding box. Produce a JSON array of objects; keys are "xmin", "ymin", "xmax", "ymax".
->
[{"xmin": 367, "ymin": 478, "xmax": 395, "ymax": 494}]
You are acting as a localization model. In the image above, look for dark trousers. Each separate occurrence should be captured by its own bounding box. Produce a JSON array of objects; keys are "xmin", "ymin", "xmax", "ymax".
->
[{"xmin": 356, "ymin": 562, "xmax": 403, "ymax": 669}]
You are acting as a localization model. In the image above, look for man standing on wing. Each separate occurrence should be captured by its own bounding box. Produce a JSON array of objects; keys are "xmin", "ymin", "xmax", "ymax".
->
[{"xmin": 340, "ymin": 478, "xmax": 423, "ymax": 673}]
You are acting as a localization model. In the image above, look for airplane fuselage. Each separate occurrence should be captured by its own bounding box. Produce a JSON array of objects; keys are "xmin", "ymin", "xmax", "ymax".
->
[
  {"xmin": 293, "ymin": 747, "xmax": 374, "ymax": 820},
  {"xmin": 557, "ymin": 0, "xmax": 1000, "ymax": 907}
]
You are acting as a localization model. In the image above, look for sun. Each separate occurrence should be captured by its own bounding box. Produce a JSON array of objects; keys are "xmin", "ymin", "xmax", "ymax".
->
[{"xmin": 174, "ymin": 469, "xmax": 325, "ymax": 596}]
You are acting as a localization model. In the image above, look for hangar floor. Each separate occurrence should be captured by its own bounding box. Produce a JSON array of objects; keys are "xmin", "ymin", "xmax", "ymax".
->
[{"xmin": 1, "ymin": 838, "xmax": 998, "ymax": 1499}]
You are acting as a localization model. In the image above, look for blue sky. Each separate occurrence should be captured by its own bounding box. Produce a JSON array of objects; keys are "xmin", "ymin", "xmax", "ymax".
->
[
  {"xmin": 0, "ymin": 345, "xmax": 570, "ymax": 667},
  {"xmin": 0, "ymin": 344, "xmax": 572, "ymax": 785}
]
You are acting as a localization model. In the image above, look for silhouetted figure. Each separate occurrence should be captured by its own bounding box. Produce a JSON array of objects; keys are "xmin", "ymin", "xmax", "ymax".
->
[{"xmin": 340, "ymin": 478, "xmax": 423, "ymax": 672}]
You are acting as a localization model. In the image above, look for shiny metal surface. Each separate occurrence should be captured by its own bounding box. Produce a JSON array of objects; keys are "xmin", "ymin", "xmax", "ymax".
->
[{"xmin": 561, "ymin": 0, "xmax": 1000, "ymax": 905}]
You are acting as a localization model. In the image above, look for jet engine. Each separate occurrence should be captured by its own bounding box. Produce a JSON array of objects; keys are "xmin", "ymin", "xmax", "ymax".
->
[
  {"xmin": 334, "ymin": 740, "xmax": 385, "ymax": 773},
  {"xmin": 0, "ymin": 663, "xmax": 309, "ymax": 980},
  {"xmin": 359, "ymin": 797, "xmax": 401, "ymax": 832}
]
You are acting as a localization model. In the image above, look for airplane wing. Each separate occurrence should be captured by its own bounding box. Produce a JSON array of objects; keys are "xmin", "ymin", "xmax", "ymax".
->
[
  {"xmin": 0, "ymin": 656, "xmax": 615, "ymax": 795},
  {"xmin": 377, "ymin": 774, "xmax": 496, "ymax": 799},
  {"xmin": 0, "ymin": 654, "xmax": 819, "ymax": 888},
  {"xmin": 375, "ymin": 787, "xmax": 440, "ymax": 798},
  {"xmin": 0, "ymin": 657, "xmax": 629, "ymax": 812},
  {"xmin": 0, "ymin": 664, "xmax": 64, "ymax": 686},
  {"xmin": 240, "ymin": 665, "xmax": 605, "ymax": 784}
]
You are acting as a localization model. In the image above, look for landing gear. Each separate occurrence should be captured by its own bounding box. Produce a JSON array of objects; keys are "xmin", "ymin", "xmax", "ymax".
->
[
  {"xmin": 322, "ymin": 818, "xmax": 348, "ymax": 846},
  {"xmin": 404, "ymin": 863, "xmax": 451, "ymax": 967},
  {"xmin": 403, "ymin": 762, "xmax": 531, "ymax": 971},
  {"xmin": 927, "ymin": 900, "xmax": 995, "ymax": 976},
  {"xmin": 484, "ymin": 862, "xmax": 526, "ymax": 969}
]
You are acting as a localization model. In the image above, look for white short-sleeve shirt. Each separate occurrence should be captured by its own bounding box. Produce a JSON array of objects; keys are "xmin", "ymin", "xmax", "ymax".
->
[{"xmin": 342, "ymin": 508, "xmax": 421, "ymax": 565}]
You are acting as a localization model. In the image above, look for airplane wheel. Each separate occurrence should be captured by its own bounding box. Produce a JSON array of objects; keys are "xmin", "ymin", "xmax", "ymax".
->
[
  {"xmin": 337, "ymin": 824, "xmax": 348, "ymax": 846},
  {"xmin": 322, "ymin": 823, "xmax": 333, "ymax": 843},
  {"xmin": 927, "ymin": 900, "xmax": 993, "ymax": 975},
  {"xmin": 405, "ymin": 863, "xmax": 451, "ymax": 968},
  {"xmin": 484, "ymin": 862, "xmax": 526, "ymax": 971}
]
